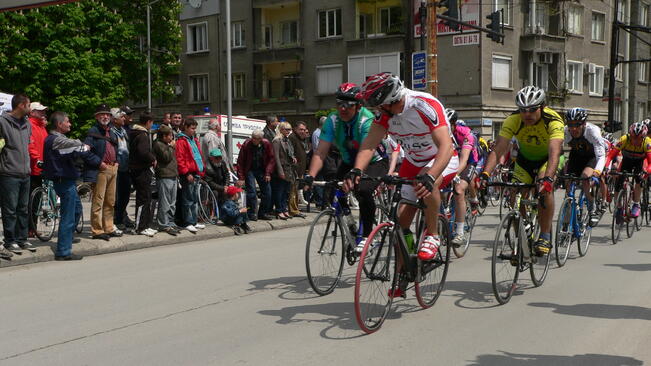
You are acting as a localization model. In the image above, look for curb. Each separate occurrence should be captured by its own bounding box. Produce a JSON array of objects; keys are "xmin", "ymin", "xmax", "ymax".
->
[{"xmin": 0, "ymin": 213, "xmax": 316, "ymax": 269}]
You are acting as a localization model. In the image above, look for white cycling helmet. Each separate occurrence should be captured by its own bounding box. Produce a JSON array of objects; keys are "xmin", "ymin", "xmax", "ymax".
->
[
  {"xmin": 515, "ymin": 86, "xmax": 546, "ymax": 109},
  {"xmin": 445, "ymin": 108, "xmax": 458, "ymax": 123}
]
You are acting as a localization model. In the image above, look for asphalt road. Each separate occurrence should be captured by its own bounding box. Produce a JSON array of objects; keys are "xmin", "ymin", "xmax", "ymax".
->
[{"xmin": 0, "ymin": 204, "xmax": 649, "ymax": 365}]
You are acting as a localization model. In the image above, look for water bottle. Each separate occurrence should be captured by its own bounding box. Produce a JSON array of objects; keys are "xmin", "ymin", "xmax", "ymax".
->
[{"xmin": 404, "ymin": 228, "xmax": 416, "ymax": 254}]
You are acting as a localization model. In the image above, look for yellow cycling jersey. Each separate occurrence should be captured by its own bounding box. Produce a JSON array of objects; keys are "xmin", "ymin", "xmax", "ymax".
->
[
  {"xmin": 499, "ymin": 107, "xmax": 564, "ymax": 161},
  {"xmin": 614, "ymin": 135, "xmax": 651, "ymax": 159}
]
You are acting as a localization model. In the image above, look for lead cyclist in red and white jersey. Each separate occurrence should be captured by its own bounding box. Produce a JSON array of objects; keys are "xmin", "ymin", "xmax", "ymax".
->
[{"xmin": 343, "ymin": 72, "xmax": 457, "ymax": 266}]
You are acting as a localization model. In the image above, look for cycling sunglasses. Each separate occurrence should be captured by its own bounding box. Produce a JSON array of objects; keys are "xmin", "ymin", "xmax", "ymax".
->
[
  {"xmin": 518, "ymin": 106, "xmax": 541, "ymax": 113},
  {"xmin": 336, "ymin": 100, "xmax": 358, "ymax": 108},
  {"xmin": 567, "ymin": 122, "xmax": 585, "ymax": 128}
]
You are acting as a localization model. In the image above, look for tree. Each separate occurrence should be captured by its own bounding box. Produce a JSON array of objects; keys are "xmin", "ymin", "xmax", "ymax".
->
[{"xmin": 0, "ymin": 0, "xmax": 181, "ymax": 136}]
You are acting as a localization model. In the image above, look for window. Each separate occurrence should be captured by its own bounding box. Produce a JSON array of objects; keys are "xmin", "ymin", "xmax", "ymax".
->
[
  {"xmin": 319, "ymin": 8, "xmax": 342, "ymax": 38},
  {"xmin": 232, "ymin": 22, "xmax": 245, "ymax": 48},
  {"xmin": 591, "ymin": 12, "xmax": 605, "ymax": 41},
  {"xmin": 533, "ymin": 63, "xmax": 549, "ymax": 91},
  {"xmin": 281, "ymin": 21, "xmax": 298, "ymax": 45},
  {"xmin": 348, "ymin": 53, "xmax": 400, "ymax": 86},
  {"xmin": 189, "ymin": 74, "xmax": 209, "ymax": 102},
  {"xmin": 283, "ymin": 73, "xmax": 300, "ymax": 98},
  {"xmin": 589, "ymin": 64, "xmax": 605, "ymax": 96},
  {"xmin": 316, "ymin": 64, "xmax": 342, "ymax": 95},
  {"xmin": 566, "ymin": 5, "xmax": 583, "ymax": 35},
  {"xmin": 187, "ymin": 22, "xmax": 208, "ymax": 53},
  {"xmin": 359, "ymin": 13, "xmax": 374, "ymax": 38},
  {"xmin": 233, "ymin": 73, "xmax": 246, "ymax": 99},
  {"xmin": 495, "ymin": 0, "xmax": 513, "ymax": 26},
  {"xmin": 566, "ymin": 61, "xmax": 583, "ymax": 93},
  {"xmin": 617, "ymin": 0, "xmax": 625, "ymax": 22},
  {"xmin": 615, "ymin": 56, "xmax": 624, "ymax": 81},
  {"xmin": 639, "ymin": 62, "xmax": 648, "ymax": 82},
  {"xmin": 492, "ymin": 55, "xmax": 512, "ymax": 89},
  {"xmin": 530, "ymin": 3, "xmax": 548, "ymax": 34},
  {"xmin": 614, "ymin": 101, "xmax": 622, "ymax": 122},
  {"xmin": 379, "ymin": 7, "xmax": 402, "ymax": 34},
  {"xmin": 263, "ymin": 25, "xmax": 272, "ymax": 49},
  {"xmin": 641, "ymin": 3, "xmax": 649, "ymax": 26}
]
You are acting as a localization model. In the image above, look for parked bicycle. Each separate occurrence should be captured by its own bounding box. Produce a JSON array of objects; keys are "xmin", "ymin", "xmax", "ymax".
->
[{"xmin": 29, "ymin": 179, "xmax": 59, "ymax": 242}]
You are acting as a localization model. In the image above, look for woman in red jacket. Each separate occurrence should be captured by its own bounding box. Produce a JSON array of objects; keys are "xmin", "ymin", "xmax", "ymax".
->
[{"xmin": 175, "ymin": 118, "xmax": 206, "ymax": 233}]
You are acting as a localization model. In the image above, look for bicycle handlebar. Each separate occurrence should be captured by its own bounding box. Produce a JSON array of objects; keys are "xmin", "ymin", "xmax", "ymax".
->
[
  {"xmin": 557, "ymin": 174, "xmax": 593, "ymax": 181},
  {"xmin": 486, "ymin": 181, "xmax": 536, "ymax": 189}
]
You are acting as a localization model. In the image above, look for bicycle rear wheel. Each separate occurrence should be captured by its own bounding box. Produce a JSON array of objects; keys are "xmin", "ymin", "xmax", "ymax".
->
[
  {"xmin": 491, "ymin": 211, "xmax": 520, "ymax": 305},
  {"xmin": 415, "ymin": 215, "xmax": 451, "ymax": 309},
  {"xmin": 625, "ymin": 189, "xmax": 635, "ymax": 238},
  {"xmin": 197, "ymin": 181, "xmax": 219, "ymax": 224},
  {"xmin": 354, "ymin": 222, "xmax": 396, "ymax": 334},
  {"xmin": 30, "ymin": 187, "xmax": 57, "ymax": 242},
  {"xmin": 576, "ymin": 196, "xmax": 591, "ymax": 257},
  {"xmin": 529, "ymin": 219, "xmax": 550, "ymax": 287},
  {"xmin": 554, "ymin": 198, "xmax": 572, "ymax": 267},
  {"xmin": 305, "ymin": 209, "xmax": 345, "ymax": 296},
  {"xmin": 611, "ymin": 190, "xmax": 625, "ymax": 244}
]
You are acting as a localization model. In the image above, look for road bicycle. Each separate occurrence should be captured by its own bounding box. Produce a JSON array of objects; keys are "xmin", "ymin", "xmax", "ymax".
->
[
  {"xmin": 197, "ymin": 178, "xmax": 219, "ymax": 224},
  {"xmin": 304, "ymin": 180, "xmax": 379, "ymax": 296},
  {"xmin": 354, "ymin": 175, "xmax": 450, "ymax": 334},
  {"xmin": 440, "ymin": 177, "xmax": 477, "ymax": 258},
  {"xmin": 29, "ymin": 179, "xmax": 59, "ymax": 241},
  {"xmin": 610, "ymin": 171, "xmax": 638, "ymax": 244},
  {"xmin": 487, "ymin": 181, "xmax": 551, "ymax": 305},
  {"xmin": 554, "ymin": 175, "xmax": 593, "ymax": 267}
]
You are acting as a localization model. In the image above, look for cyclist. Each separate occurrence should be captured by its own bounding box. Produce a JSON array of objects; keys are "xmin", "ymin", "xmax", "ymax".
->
[
  {"xmin": 481, "ymin": 85, "xmax": 564, "ymax": 256},
  {"xmin": 446, "ymin": 108, "xmax": 480, "ymax": 246},
  {"xmin": 304, "ymin": 82, "xmax": 389, "ymax": 250},
  {"xmin": 604, "ymin": 121, "xmax": 651, "ymax": 218},
  {"xmin": 344, "ymin": 72, "xmax": 457, "ymax": 267},
  {"xmin": 563, "ymin": 108, "xmax": 606, "ymax": 225}
]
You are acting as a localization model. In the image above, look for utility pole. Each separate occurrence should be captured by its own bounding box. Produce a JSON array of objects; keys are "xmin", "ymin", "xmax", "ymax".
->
[
  {"xmin": 427, "ymin": 0, "xmax": 438, "ymax": 96},
  {"xmin": 607, "ymin": 0, "xmax": 620, "ymax": 129},
  {"xmin": 225, "ymin": 0, "xmax": 233, "ymax": 163}
]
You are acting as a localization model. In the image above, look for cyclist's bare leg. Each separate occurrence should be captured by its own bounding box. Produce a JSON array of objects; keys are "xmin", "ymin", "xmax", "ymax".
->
[
  {"xmin": 581, "ymin": 167, "xmax": 595, "ymax": 202},
  {"xmin": 634, "ymin": 182, "xmax": 642, "ymax": 202},
  {"xmin": 454, "ymin": 179, "xmax": 468, "ymax": 224},
  {"xmin": 537, "ymin": 169, "xmax": 555, "ymax": 234}
]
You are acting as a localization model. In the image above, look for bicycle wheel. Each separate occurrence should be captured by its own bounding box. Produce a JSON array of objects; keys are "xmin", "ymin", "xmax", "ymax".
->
[
  {"xmin": 354, "ymin": 221, "xmax": 396, "ymax": 334},
  {"xmin": 625, "ymin": 189, "xmax": 635, "ymax": 239},
  {"xmin": 197, "ymin": 181, "xmax": 219, "ymax": 224},
  {"xmin": 643, "ymin": 185, "xmax": 651, "ymax": 226},
  {"xmin": 499, "ymin": 189, "xmax": 509, "ymax": 220},
  {"xmin": 576, "ymin": 196, "xmax": 591, "ymax": 257},
  {"xmin": 305, "ymin": 209, "xmax": 345, "ymax": 296},
  {"xmin": 76, "ymin": 182, "xmax": 93, "ymax": 202},
  {"xmin": 75, "ymin": 206, "xmax": 84, "ymax": 234},
  {"xmin": 611, "ymin": 190, "xmax": 625, "ymax": 244},
  {"xmin": 529, "ymin": 217, "xmax": 550, "ymax": 287},
  {"xmin": 453, "ymin": 206, "xmax": 474, "ymax": 258},
  {"xmin": 554, "ymin": 198, "xmax": 572, "ymax": 267},
  {"xmin": 30, "ymin": 187, "xmax": 57, "ymax": 242},
  {"xmin": 415, "ymin": 215, "xmax": 451, "ymax": 309},
  {"xmin": 491, "ymin": 211, "xmax": 520, "ymax": 305}
]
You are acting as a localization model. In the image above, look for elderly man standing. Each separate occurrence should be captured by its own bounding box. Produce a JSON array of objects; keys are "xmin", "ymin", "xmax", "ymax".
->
[
  {"xmin": 263, "ymin": 115, "xmax": 278, "ymax": 143},
  {"xmin": 236, "ymin": 129, "xmax": 275, "ymax": 221},
  {"xmin": 84, "ymin": 103, "xmax": 122, "ymax": 241},
  {"xmin": 111, "ymin": 108, "xmax": 132, "ymax": 232},
  {"xmin": 0, "ymin": 94, "xmax": 34, "ymax": 257},
  {"xmin": 288, "ymin": 121, "xmax": 309, "ymax": 217},
  {"xmin": 201, "ymin": 118, "xmax": 233, "ymax": 173}
]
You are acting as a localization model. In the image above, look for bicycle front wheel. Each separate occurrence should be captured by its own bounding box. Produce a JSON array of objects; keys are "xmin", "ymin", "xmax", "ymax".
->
[
  {"xmin": 30, "ymin": 187, "xmax": 57, "ymax": 242},
  {"xmin": 354, "ymin": 222, "xmax": 396, "ymax": 334},
  {"xmin": 611, "ymin": 190, "xmax": 625, "ymax": 244},
  {"xmin": 305, "ymin": 209, "xmax": 345, "ymax": 296},
  {"xmin": 415, "ymin": 215, "xmax": 450, "ymax": 309},
  {"xmin": 491, "ymin": 211, "xmax": 520, "ymax": 305},
  {"xmin": 554, "ymin": 198, "xmax": 572, "ymax": 267},
  {"xmin": 197, "ymin": 181, "xmax": 219, "ymax": 224}
]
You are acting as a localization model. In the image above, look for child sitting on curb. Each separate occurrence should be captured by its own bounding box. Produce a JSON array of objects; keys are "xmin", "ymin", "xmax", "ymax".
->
[{"xmin": 221, "ymin": 186, "xmax": 252, "ymax": 235}]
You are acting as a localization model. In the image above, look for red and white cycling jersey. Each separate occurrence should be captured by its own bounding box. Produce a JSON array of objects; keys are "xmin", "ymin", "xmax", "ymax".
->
[{"xmin": 374, "ymin": 89, "xmax": 451, "ymax": 167}]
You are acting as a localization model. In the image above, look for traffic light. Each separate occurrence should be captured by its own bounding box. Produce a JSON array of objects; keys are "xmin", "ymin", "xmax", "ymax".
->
[
  {"xmin": 441, "ymin": 0, "xmax": 460, "ymax": 31},
  {"xmin": 604, "ymin": 120, "xmax": 623, "ymax": 132},
  {"xmin": 486, "ymin": 11, "xmax": 501, "ymax": 42}
]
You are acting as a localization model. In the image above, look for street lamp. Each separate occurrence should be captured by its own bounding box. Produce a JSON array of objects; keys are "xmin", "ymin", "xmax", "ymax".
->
[{"xmin": 146, "ymin": 0, "xmax": 162, "ymax": 112}]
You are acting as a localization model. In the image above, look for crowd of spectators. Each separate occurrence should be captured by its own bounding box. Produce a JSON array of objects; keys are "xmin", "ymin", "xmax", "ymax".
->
[{"xmin": 0, "ymin": 93, "xmax": 322, "ymax": 261}]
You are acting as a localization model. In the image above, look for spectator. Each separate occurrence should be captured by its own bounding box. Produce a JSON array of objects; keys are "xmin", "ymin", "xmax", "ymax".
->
[
  {"xmin": 84, "ymin": 103, "xmax": 122, "ymax": 241},
  {"xmin": 153, "ymin": 125, "xmax": 180, "ymax": 236},
  {"xmin": 121, "ymin": 105, "xmax": 134, "ymax": 132},
  {"xmin": 288, "ymin": 121, "xmax": 309, "ymax": 217},
  {"xmin": 128, "ymin": 112, "xmax": 157, "ymax": 237},
  {"xmin": 43, "ymin": 111, "xmax": 99, "ymax": 261},
  {"xmin": 27, "ymin": 101, "xmax": 48, "ymax": 237},
  {"xmin": 176, "ymin": 118, "xmax": 206, "ymax": 233},
  {"xmin": 111, "ymin": 108, "xmax": 133, "ymax": 231},
  {"xmin": 170, "ymin": 112, "xmax": 182, "ymax": 137},
  {"xmin": 0, "ymin": 93, "xmax": 34, "ymax": 257},
  {"xmin": 201, "ymin": 118, "xmax": 233, "ymax": 173},
  {"xmin": 236, "ymin": 130, "xmax": 274, "ymax": 221},
  {"xmin": 161, "ymin": 112, "xmax": 171, "ymax": 127},
  {"xmin": 263, "ymin": 115, "xmax": 278, "ymax": 142},
  {"xmin": 220, "ymin": 185, "xmax": 251, "ymax": 235},
  {"xmin": 312, "ymin": 116, "xmax": 326, "ymax": 150},
  {"xmin": 204, "ymin": 148, "xmax": 229, "ymax": 205},
  {"xmin": 272, "ymin": 122, "xmax": 295, "ymax": 220}
]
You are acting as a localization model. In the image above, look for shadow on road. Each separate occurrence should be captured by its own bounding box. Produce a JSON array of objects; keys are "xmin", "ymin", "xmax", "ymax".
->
[
  {"xmin": 467, "ymin": 351, "xmax": 643, "ymax": 366},
  {"xmin": 605, "ymin": 263, "xmax": 651, "ymax": 271},
  {"xmin": 247, "ymin": 276, "xmax": 334, "ymax": 300},
  {"xmin": 528, "ymin": 302, "xmax": 651, "ymax": 321},
  {"xmin": 442, "ymin": 280, "xmax": 502, "ymax": 309},
  {"xmin": 639, "ymin": 250, "xmax": 651, "ymax": 253}
]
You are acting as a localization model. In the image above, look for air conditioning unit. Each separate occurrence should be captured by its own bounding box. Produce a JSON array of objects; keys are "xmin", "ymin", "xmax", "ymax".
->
[
  {"xmin": 588, "ymin": 63, "xmax": 596, "ymax": 74},
  {"xmin": 174, "ymin": 85, "xmax": 183, "ymax": 96},
  {"xmin": 538, "ymin": 52, "xmax": 553, "ymax": 64}
]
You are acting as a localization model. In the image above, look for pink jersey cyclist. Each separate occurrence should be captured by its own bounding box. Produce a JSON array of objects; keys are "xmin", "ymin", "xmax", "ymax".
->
[{"xmin": 453, "ymin": 123, "xmax": 479, "ymax": 163}]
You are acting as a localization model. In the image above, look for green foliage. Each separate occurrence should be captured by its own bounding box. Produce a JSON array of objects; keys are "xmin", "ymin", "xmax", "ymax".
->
[
  {"xmin": 0, "ymin": 0, "xmax": 181, "ymax": 137},
  {"xmin": 315, "ymin": 108, "xmax": 337, "ymax": 119}
]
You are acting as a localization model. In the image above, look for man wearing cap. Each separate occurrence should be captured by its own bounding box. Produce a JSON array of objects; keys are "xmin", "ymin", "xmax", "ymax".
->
[
  {"xmin": 84, "ymin": 103, "xmax": 122, "ymax": 241},
  {"xmin": 111, "ymin": 107, "xmax": 133, "ymax": 232},
  {"xmin": 121, "ymin": 105, "xmax": 135, "ymax": 133},
  {"xmin": 0, "ymin": 93, "xmax": 34, "ymax": 257},
  {"xmin": 236, "ymin": 129, "xmax": 275, "ymax": 221},
  {"xmin": 204, "ymin": 148, "xmax": 229, "ymax": 205},
  {"xmin": 201, "ymin": 118, "xmax": 233, "ymax": 173},
  {"xmin": 28, "ymin": 102, "xmax": 48, "ymax": 193}
]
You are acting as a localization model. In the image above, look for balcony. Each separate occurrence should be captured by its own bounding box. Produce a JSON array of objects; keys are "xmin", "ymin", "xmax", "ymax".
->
[
  {"xmin": 254, "ymin": 2, "xmax": 302, "ymax": 62},
  {"xmin": 253, "ymin": 77, "xmax": 304, "ymax": 104},
  {"xmin": 253, "ymin": 0, "xmax": 298, "ymax": 9},
  {"xmin": 353, "ymin": 0, "xmax": 405, "ymax": 39}
]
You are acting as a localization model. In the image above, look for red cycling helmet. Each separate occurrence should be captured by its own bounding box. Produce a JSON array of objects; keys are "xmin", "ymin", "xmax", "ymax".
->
[
  {"xmin": 357, "ymin": 72, "xmax": 405, "ymax": 107},
  {"xmin": 335, "ymin": 83, "xmax": 361, "ymax": 102},
  {"xmin": 629, "ymin": 122, "xmax": 648, "ymax": 137}
]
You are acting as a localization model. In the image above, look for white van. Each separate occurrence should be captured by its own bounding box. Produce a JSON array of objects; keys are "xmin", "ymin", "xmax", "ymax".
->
[{"xmin": 190, "ymin": 114, "xmax": 267, "ymax": 162}]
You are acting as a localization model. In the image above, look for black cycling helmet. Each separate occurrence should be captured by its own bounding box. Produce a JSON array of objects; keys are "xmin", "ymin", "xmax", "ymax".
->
[{"xmin": 335, "ymin": 83, "xmax": 361, "ymax": 102}]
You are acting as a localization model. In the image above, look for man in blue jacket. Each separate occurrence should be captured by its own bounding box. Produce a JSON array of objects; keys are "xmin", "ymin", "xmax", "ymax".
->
[{"xmin": 43, "ymin": 111, "xmax": 101, "ymax": 260}]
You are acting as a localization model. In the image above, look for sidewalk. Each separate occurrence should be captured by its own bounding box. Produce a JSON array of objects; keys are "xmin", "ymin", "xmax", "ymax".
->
[{"xmin": 0, "ymin": 212, "xmax": 318, "ymax": 269}]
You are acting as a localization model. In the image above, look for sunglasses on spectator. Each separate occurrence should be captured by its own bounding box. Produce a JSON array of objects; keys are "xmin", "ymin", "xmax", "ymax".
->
[
  {"xmin": 336, "ymin": 100, "xmax": 358, "ymax": 108},
  {"xmin": 519, "ymin": 106, "xmax": 540, "ymax": 113}
]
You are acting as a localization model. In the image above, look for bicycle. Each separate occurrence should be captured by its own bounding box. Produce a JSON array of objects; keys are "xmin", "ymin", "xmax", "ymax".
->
[
  {"xmin": 75, "ymin": 182, "xmax": 91, "ymax": 234},
  {"xmin": 610, "ymin": 171, "xmax": 638, "ymax": 244},
  {"xmin": 354, "ymin": 175, "xmax": 450, "ymax": 334},
  {"xmin": 304, "ymin": 180, "xmax": 376, "ymax": 296},
  {"xmin": 487, "ymin": 181, "xmax": 551, "ymax": 305},
  {"xmin": 197, "ymin": 179, "xmax": 219, "ymax": 225},
  {"xmin": 554, "ymin": 175, "xmax": 594, "ymax": 267},
  {"xmin": 440, "ymin": 178, "xmax": 477, "ymax": 258},
  {"xmin": 29, "ymin": 179, "xmax": 59, "ymax": 242}
]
